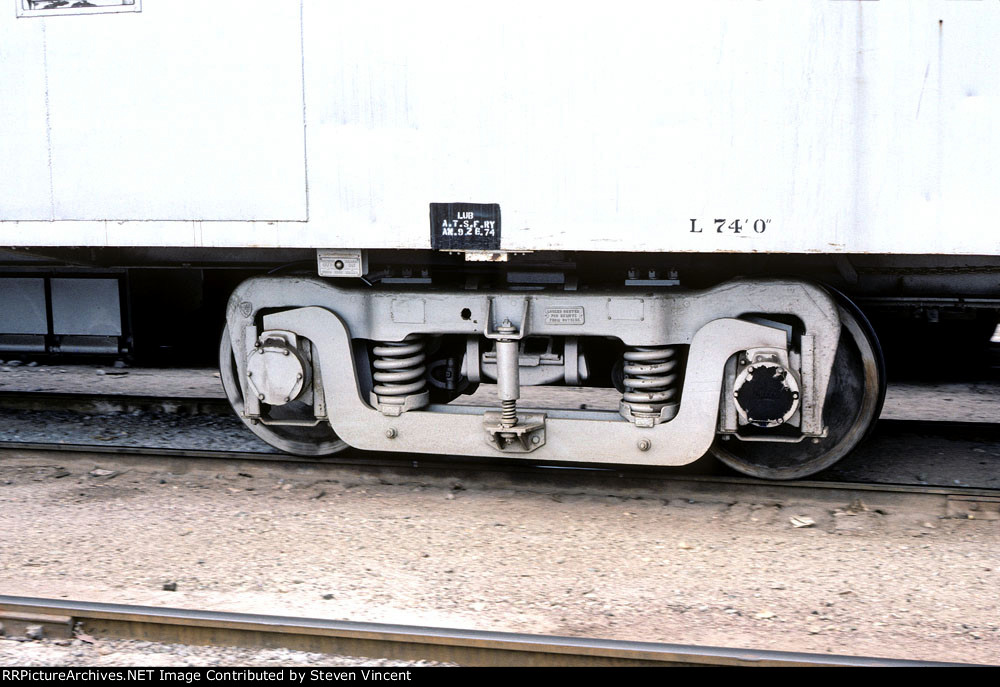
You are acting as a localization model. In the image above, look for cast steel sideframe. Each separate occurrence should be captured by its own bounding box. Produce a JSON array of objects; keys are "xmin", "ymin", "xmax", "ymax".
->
[{"xmin": 265, "ymin": 307, "xmax": 783, "ymax": 465}]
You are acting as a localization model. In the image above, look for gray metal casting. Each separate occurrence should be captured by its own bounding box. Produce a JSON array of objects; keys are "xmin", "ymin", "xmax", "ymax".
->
[{"xmin": 223, "ymin": 277, "xmax": 842, "ymax": 465}]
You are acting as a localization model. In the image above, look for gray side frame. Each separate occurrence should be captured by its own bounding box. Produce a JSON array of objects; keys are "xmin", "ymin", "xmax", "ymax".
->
[{"xmin": 225, "ymin": 277, "xmax": 841, "ymax": 466}]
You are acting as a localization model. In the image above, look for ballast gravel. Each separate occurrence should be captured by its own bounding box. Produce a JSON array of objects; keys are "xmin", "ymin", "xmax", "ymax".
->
[{"xmin": 0, "ymin": 453, "xmax": 997, "ymax": 665}]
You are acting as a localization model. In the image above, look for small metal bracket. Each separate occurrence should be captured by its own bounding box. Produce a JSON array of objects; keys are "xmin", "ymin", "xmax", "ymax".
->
[
  {"xmin": 370, "ymin": 390, "xmax": 430, "ymax": 417},
  {"xmin": 317, "ymin": 249, "xmax": 367, "ymax": 278},
  {"xmin": 625, "ymin": 268, "xmax": 680, "ymax": 287},
  {"xmin": 618, "ymin": 401, "xmax": 678, "ymax": 428},
  {"xmin": 464, "ymin": 251, "xmax": 509, "ymax": 262},
  {"xmin": 484, "ymin": 298, "xmax": 530, "ymax": 340},
  {"xmin": 483, "ymin": 412, "xmax": 546, "ymax": 452}
]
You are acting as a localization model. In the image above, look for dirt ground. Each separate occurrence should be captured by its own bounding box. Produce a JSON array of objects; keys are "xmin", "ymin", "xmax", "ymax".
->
[{"xmin": 0, "ymin": 453, "xmax": 997, "ymax": 665}]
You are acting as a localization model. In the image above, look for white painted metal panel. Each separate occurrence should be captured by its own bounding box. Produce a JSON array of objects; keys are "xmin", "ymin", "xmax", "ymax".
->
[
  {"xmin": 1, "ymin": 0, "xmax": 306, "ymax": 222},
  {"xmin": 1, "ymin": 1, "xmax": 998, "ymax": 254},
  {"xmin": 0, "ymin": 19, "xmax": 50, "ymax": 219}
]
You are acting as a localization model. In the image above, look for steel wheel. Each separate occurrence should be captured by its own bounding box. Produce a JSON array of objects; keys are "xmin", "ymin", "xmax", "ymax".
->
[
  {"xmin": 709, "ymin": 293, "xmax": 885, "ymax": 480},
  {"xmin": 219, "ymin": 325, "xmax": 347, "ymax": 456}
]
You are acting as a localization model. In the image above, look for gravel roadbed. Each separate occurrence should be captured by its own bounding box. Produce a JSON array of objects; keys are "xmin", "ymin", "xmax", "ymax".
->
[{"xmin": 0, "ymin": 454, "xmax": 997, "ymax": 665}]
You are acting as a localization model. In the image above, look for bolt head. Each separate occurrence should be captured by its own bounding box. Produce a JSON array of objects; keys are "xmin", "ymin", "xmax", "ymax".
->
[
  {"xmin": 531, "ymin": 435, "xmax": 541, "ymax": 445},
  {"xmin": 637, "ymin": 439, "xmax": 651, "ymax": 451},
  {"xmin": 385, "ymin": 428, "xmax": 397, "ymax": 439},
  {"xmin": 257, "ymin": 394, "xmax": 265, "ymax": 401}
]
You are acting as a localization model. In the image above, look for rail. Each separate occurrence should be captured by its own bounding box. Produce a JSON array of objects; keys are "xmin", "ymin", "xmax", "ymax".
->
[{"xmin": 0, "ymin": 596, "xmax": 974, "ymax": 667}]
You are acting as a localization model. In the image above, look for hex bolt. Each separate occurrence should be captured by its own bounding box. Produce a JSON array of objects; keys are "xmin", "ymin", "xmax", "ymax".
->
[
  {"xmin": 531, "ymin": 435, "xmax": 541, "ymax": 445},
  {"xmin": 637, "ymin": 439, "xmax": 651, "ymax": 451},
  {"xmin": 283, "ymin": 349, "xmax": 290, "ymax": 356},
  {"xmin": 385, "ymin": 428, "xmax": 397, "ymax": 439},
  {"xmin": 258, "ymin": 394, "xmax": 265, "ymax": 401}
]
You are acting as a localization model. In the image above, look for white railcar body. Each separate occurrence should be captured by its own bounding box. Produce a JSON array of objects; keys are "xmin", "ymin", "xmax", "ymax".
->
[{"xmin": 1, "ymin": 0, "xmax": 998, "ymax": 255}]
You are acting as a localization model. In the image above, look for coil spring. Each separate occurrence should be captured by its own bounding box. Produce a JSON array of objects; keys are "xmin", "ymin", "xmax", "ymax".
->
[
  {"xmin": 500, "ymin": 399, "xmax": 518, "ymax": 427},
  {"xmin": 372, "ymin": 335, "xmax": 427, "ymax": 398},
  {"xmin": 622, "ymin": 345, "xmax": 680, "ymax": 416}
]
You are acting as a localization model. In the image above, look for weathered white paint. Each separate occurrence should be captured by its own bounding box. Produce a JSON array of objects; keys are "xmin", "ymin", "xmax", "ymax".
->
[{"xmin": 0, "ymin": 1, "xmax": 997, "ymax": 254}]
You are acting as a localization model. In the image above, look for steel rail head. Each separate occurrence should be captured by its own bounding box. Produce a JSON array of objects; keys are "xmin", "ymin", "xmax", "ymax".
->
[
  {"xmin": 0, "ymin": 596, "xmax": 983, "ymax": 668},
  {"xmin": 2, "ymin": 438, "xmax": 1000, "ymax": 501}
]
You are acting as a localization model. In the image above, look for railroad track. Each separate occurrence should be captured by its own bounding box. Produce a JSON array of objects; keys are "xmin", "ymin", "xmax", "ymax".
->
[
  {"xmin": 0, "ymin": 390, "xmax": 232, "ymax": 416},
  {"xmin": 2, "ymin": 389, "xmax": 999, "ymax": 516},
  {"xmin": 2, "ymin": 438, "xmax": 999, "ymax": 523},
  {"xmin": 0, "ymin": 596, "xmax": 974, "ymax": 667}
]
